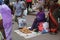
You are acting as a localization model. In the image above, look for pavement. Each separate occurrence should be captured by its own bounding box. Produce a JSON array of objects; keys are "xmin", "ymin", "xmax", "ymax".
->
[
  {"xmin": 12, "ymin": 15, "xmax": 60, "ymax": 40},
  {"xmin": 9, "ymin": 0, "xmax": 60, "ymax": 40}
]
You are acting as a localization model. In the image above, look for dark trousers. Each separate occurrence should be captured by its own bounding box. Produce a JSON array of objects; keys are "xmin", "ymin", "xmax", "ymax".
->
[
  {"xmin": 30, "ymin": 18, "xmax": 41, "ymax": 30},
  {"xmin": 27, "ymin": 2, "xmax": 32, "ymax": 8},
  {"xmin": 15, "ymin": 16, "xmax": 20, "ymax": 23}
]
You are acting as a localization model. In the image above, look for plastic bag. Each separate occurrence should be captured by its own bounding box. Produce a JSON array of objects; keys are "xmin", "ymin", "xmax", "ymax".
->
[
  {"xmin": 18, "ymin": 18, "xmax": 26, "ymax": 28},
  {"xmin": 23, "ymin": 8, "xmax": 27, "ymax": 16},
  {"xmin": 38, "ymin": 22, "xmax": 49, "ymax": 34},
  {"xmin": 28, "ymin": 8, "xmax": 32, "ymax": 12}
]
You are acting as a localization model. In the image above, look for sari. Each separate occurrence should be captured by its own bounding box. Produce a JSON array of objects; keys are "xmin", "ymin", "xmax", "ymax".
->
[{"xmin": 0, "ymin": 4, "xmax": 12, "ymax": 40}]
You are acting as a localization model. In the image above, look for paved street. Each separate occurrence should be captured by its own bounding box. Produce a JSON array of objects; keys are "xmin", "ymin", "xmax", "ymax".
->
[
  {"xmin": 10, "ymin": 0, "xmax": 60, "ymax": 40},
  {"xmin": 12, "ymin": 15, "xmax": 60, "ymax": 40}
]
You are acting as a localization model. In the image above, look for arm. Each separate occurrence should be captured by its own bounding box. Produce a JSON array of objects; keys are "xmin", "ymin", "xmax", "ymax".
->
[
  {"xmin": 20, "ymin": 2, "xmax": 26, "ymax": 17},
  {"xmin": 20, "ymin": 1, "xmax": 26, "ymax": 10}
]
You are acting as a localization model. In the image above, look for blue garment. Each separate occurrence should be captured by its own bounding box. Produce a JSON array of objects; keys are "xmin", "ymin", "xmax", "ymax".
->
[{"xmin": 14, "ymin": 1, "xmax": 25, "ymax": 16}]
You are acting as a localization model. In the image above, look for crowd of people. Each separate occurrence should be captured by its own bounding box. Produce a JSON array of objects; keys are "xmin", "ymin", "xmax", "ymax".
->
[{"xmin": 0, "ymin": 0, "xmax": 60, "ymax": 40}]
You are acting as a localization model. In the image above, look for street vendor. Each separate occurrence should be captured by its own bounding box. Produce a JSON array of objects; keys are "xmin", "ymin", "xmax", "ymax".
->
[{"xmin": 29, "ymin": 7, "xmax": 46, "ymax": 31}]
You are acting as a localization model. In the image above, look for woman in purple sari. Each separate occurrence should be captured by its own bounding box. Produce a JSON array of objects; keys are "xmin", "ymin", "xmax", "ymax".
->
[
  {"xmin": 0, "ymin": 0, "xmax": 12, "ymax": 40},
  {"xmin": 29, "ymin": 7, "xmax": 46, "ymax": 31}
]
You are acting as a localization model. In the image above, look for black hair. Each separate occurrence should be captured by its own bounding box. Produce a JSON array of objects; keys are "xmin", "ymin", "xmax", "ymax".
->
[
  {"xmin": 4, "ymin": 0, "xmax": 10, "ymax": 5},
  {"xmin": 39, "ymin": 7, "xmax": 43, "ymax": 11}
]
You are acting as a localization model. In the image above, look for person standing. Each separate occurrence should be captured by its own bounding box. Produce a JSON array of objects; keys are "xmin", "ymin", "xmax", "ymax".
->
[
  {"xmin": 0, "ymin": 0, "xmax": 12, "ymax": 40},
  {"xmin": 49, "ymin": 0, "xmax": 59, "ymax": 34},
  {"xmin": 14, "ymin": 0, "xmax": 26, "ymax": 23},
  {"xmin": 0, "ymin": 0, "xmax": 6, "ymax": 39},
  {"xmin": 26, "ymin": 0, "xmax": 32, "ymax": 8}
]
